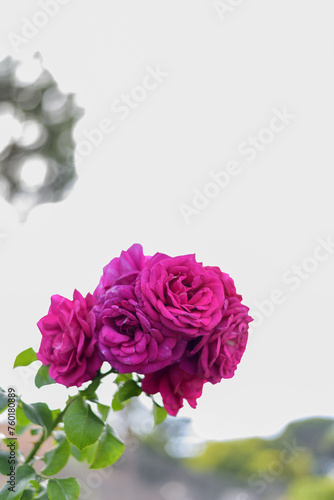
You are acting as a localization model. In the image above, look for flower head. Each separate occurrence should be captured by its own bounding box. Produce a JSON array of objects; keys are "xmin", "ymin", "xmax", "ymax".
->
[
  {"xmin": 37, "ymin": 290, "xmax": 102, "ymax": 387},
  {"xmin": 136, "ymin": 253, "xmax": 225, "ymax": 338},
  {"xmin": 96, "ymin": 284, "xmax": 186, "ymax": 374},
  {"xmin": 94, "ymin": 243, "xmax": 148, "ymax": 298},
  {"xmin": 142, "ymin": 363, "xmax": 206, "ymax": 416}
]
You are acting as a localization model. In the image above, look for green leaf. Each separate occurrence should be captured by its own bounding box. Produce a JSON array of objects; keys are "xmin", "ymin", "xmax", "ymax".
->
[
  {"xmin": 90, "ymin": 424, "xmax": 125, "ymax": 469},
  {"xmin": 97, "ymin": 403, "xmax": 110, "ymax": 422},
  {"xmin": 47, "ymin": 478, "xmax": 80, "ymax": 500},
  {"xmin": 118, "ymin": 380, "xmax": 142, "ymax": 403},
  {"xmin": 70, "ymin": 444, "xmax": 85, "ymax": 462},
  {"xmin": 42, "ymin": 437, "xmax": 70, "ymax": 476},
  {"xmin": 13, "ymin": 348, "xmax": 38, "ymax": 368},
  {"xmin": 14, "ymin": 405, "xmax": 32, "ymax": 435},
  {"xmin": 16, "ymin": 405, "xmax": 31, "ymax": 426},
  {"xmin": 15, "ymin": 424, "xmax": 30, "ymax": 436},
  {"xmin": 0, "ymin": 449, "xmax": 17, "ymax": 475},
  {"xmin": 21, "ymin": 401, "xmax": 53, "ymax": 434},
  {"xmin": 51, "ymin": 408, "xmax": 61, "ymax": 421},
  {"xmin": 85, "ymin": 443, "xmax": 98, "ymax": 464},
  {"xmin": 34, "ymin": 487, "xmax": 48, "ymax": 500},
  {"xmin": 1, "ymin": 437, "xmax": 17, "ymax": 445},
  {"xmin": 27, "ymin": 480, "xmax": 39, "ymax": 491},
  {"xmin": 86, "ymin": 392, "xmax": 98, "ymax": 403},
  {"xmin": 1, "ymin": 439, "xmax": 18, "ymax": 453},
  {"xmin": 70, "ymin": 443, "xmax": 97, "ymax": 463},
  {"xmin": 0, "ymin": 450, "xmax": 8, "ymax": 474},
  {"xmin": 0, "ymin": 465, "xmax": 36, "ymax": 500},
  {"xmin": 30, "ymin": 428, "xmax": 43, "ymax": 436},
  {"xmin": 111, "ymin": 391, "xmax": 124, "ymax": 412},
  {"xmin": 20, "ymin": 488, "xmax": 35, "ymax": 500},
  {"xmin": 35, "ymin": 365, "xmax": 56, "ymax": 389},
  {"xmin": 64, "ymin": 397, "xmax": 104, "ymax": 451},
  {"xmin": 34, "ymin": 486, "xmax": 49, "ymax": 500},
  {"xmin": 115, "ymin": 373, "xmax": 133, "ymax": 385},
  {"xmin": 80, "ymin": 376, "xmax": 101, "ymax": 398},
  {"xmin": 0, "ymin": 387, "xmax": 8, "ymax": 413},
  {"xmin": 153, "ymin": 402, "xmax": 168, "ymax": 426}
]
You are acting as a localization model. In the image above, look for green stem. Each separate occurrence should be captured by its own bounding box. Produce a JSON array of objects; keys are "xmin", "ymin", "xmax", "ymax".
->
[
  {"xmin": 79, "ymin": 368, "xmax": 116, "ymax": 397},
  {"xmin": 23, "ymin": 429, "xmax": 45, "ymax": 466},
  {"xmin": 99, "ymin": 368, "xmax": 117, "ymax": 379},
  {"xmin": 23, "ymin": 395, "xmax": 79, "ymax": 465},
  {"xmin": 23, "ymin": 369, "xmax": 115, "ymax": 466}
]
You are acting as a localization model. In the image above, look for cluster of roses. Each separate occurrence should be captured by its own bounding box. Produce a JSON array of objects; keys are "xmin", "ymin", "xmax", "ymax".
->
[{"xmin": 37, "ymin": 244, "xmax": 252, "ymax": 415}]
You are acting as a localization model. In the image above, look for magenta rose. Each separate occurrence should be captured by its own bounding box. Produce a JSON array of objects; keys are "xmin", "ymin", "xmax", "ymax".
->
[
  {"xmin": 142, "ymin": 363, "xmax": 206, "ymax": 416},
  {"xmin": 205, "ymin": 265, "xmax": 243, "ymax": 300},
  {"xmin": 135, "ymin": 253, "xmax": 225, "ymax": 338},
  {"xmin": 94, "ymin": 244, "xmax": 252, "ymax": 407},
  {"xmin": 37, "ymin": 290, "xmax": 103, "ymax": 387},
  {"xmin": 94, "ymin": 245, "xmax": 186, "ymax": 373},
  {"xmin": 96, "ymin": 284, "xmax": 187, "ymax": 374},
  {"xmin": 183, "ymin": 295, "xmax": 252, "ymax": 383},
  {"xmin": 94, "ymin": 243, "xmax": 148, "ymax": 299}
]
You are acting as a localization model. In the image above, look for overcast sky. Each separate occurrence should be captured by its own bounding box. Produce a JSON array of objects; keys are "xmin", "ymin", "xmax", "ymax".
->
[{"xmin": 0, "ymin": 0, "xmax": 333, "ymax": 442}]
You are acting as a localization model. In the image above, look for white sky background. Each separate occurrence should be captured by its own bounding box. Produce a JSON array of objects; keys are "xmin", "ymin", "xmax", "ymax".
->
[{"xmin": 0, "ymin": 0, "xmax": 333, "ymax": 442}]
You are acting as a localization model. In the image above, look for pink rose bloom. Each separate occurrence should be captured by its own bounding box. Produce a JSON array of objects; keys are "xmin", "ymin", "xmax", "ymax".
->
[
  {"xmin": 183, "ymin": 295, "xmax": 252, "ymax": 383},
  {"xmin": 142, "ymin": 363, "xmax": 206, "ymax": 416},
  {"xmin": 205, "ymin": 265, "xmax": 242, "ymax": 299},
  {"xmin": 94, "ymin": 245, "xmax": 186, "ymax": 373},
  {"xmin": 136, "ymin": 253, "xmax": 225, "ymax": 338},
  {"xmin": 37, "ymin": 290, "xmax": 102, "ymax": 387},
  {"xmin": 94, "ymin": 243, "xmax": 148, "ymax": 299},
  {"xmin": 94, "ymin": 245, "xmax": 252, "ymax": 406},
  {"xmin": 96, "ymin": 284, "xmax": 186, "ymax": 374}
]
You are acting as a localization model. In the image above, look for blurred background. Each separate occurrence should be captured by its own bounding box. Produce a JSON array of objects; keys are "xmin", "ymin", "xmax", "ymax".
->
[
  {"xmin": 0, "ymin": 1, "xmax": 334, "ymax": 498},
  {"xmin": 0, "ymin": 54, "xmax": 82, "ymax": 220}
]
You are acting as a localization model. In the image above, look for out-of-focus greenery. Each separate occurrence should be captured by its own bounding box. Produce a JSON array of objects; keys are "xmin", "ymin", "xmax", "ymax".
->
[
  {"xmin": 0, "ymin": 54, "xmax": 82, "ymax": 219},
  {"xmin": 182, "ymin": 418, "xmax": 334, "ymax": 499},
  {"xmin": 133, "ymin": 408, "xmax": 334, "ymax": 499},
  {"xmin": 185, "ymin": 436, "xmax": 312, "ymax": 480},
  {"xmin": 288, "ymin": 476, "xmax": 334, "ymax": 500},
  {"xmin": 186, "ymin": 432, "xmax": 313, "ymax": 480}
]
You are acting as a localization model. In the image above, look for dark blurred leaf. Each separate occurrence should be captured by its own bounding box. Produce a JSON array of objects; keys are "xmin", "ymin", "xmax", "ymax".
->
[
  {"xmin": 0, "ymin": 387, "xmax": 8, "ymax": 412},
  {"xmin": 0, "ymin": 465, "xmax": 36, "ymax": 499},
  {"xmin": 20, "ymin": 487, "xmax": 35, "ymax": 500},
  {"xmin": 34, "ymin": 485, "xmax": 49, "ymax": 500},
  {"xmin": 0, "ymin": 449, "xmax": 17, "ymax": 474}
]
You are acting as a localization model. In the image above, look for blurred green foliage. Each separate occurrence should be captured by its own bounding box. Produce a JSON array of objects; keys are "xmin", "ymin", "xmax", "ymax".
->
[
  {"xmin": 185, "ymin": 436, "xmax": 313, "ymax": 480},
  {"xmin": 288, "ymin": 476, "xmax": 334, "ymax": 500},
  {"xmin": 182, "ymin": 418, "xmax": 334, "ymax": 499}
]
